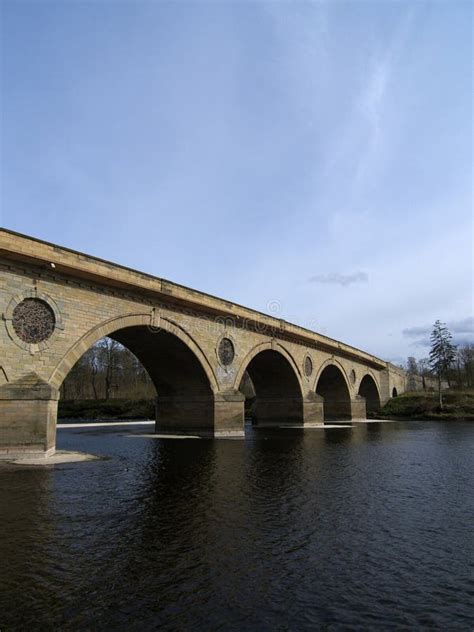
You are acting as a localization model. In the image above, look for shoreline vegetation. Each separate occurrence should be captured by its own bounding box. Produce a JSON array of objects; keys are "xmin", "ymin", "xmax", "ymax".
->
[
  {"xmin": 58, "ymin": 398, "xmax": 258, "ymax": 422},
  {"xmin": 58, "ymin": 391, "xmax": 474, "ymax": 423},
  {"xmin": 59, "ymin": 399, "xmax": 155, "ymax": 421},
  {"xmin": 376, "ymin": 390, "xmax": 474, "ymax": 421}
]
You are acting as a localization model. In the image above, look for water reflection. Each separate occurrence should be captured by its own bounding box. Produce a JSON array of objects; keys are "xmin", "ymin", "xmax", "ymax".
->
[{"xmin": 0, "ymin": 422, "xmax": 473, "ymax": 631}]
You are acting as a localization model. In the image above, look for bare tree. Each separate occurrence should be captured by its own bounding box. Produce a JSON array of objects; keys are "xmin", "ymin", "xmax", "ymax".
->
[
  {"xmin": 89, "ymin": 348, "xmax": 99, "ymax": 399},
  {"xmin": 97, "ymin": 338, "xmax": 121, "ymax": 400},
  {"xmin": 58, "ymin": 337, "xmax": 161, "ymax": 401},
  {"xmin": 406, "ymin": 357, "xmax": 418, "ymax": 391},
  {"xmin": 417, "ymin": 358, "xmax": 431, "ymax": 390},
  {"xmin": 458, "ymin": 344, "xmax": 474, "ymax": 388}
]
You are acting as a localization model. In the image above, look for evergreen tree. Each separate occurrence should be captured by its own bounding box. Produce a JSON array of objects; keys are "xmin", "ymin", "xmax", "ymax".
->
[{"xmin": 429, "ymin": 320, "xmax": 456, "ymax": 407}]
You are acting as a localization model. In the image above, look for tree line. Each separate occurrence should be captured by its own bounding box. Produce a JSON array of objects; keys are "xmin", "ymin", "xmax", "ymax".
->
[
  {"xmin": 405, "ymin": 320, "xmax": 473, "ymax": 406},
  {"xmin": 406, "ymin": 346, "xmax": 473, "ymax": 389},
  {"xmin": 60, "ymin": 338, "xmax": 156, "ymax": 400},
  {"xmin": 60, "ymin": 337, "xmax": 256, "ymax": 402}
]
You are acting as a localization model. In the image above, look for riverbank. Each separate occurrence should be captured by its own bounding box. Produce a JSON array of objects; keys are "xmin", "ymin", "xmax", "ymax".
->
[
  {"xmin": 59, "ymin": 392, "xmax": 474, "ymax": 423},
  {"xmin": 379, "ymin": 390, "xmax": 474, "ymax": 421},
  {"xmin": 58, "ymin": 398, "xmax": 256, "ymax": 421},
  {"xmin": 59, "ymin": 399, "xmax": 155, "ymax": 420}
]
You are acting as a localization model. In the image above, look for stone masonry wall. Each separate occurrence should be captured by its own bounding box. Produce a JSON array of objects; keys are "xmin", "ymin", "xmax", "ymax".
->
[{"xmin": 0, "ymin": 258, "xmax": 392, "ymax": 403}]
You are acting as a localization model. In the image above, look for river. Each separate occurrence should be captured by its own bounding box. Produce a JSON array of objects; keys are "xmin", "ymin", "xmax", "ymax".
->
[{"xmin": 1, "ymin": 421, "xmax": 473, "ymax": 630}]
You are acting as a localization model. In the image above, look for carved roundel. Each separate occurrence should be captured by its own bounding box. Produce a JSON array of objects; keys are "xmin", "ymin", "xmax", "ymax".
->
[
  {"xmin": 304, "ymin": 355, "xmax": 313, "ymax": 377},
  {"xmin": 12, "ymin": 298, "xmax": 56, "ymax": 344},
  {"xmin": 218, "ymin": 337, "xmax": 235, "ymax": 366}
]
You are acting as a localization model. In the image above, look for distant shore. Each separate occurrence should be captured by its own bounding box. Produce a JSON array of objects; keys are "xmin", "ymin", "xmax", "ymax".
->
[
  {"xmin": 378, "ymin": 390, "xmax": 474, "ymax": 421},
  {"xmin": 58, "ymin": 398, "xmax": 155, "ymax": 421},
  {"xmin": 58, "ymin": 392, "xmax": 474, "ymax": 424},
  {"xmin": 58, "ymin": 398, "xmax": 255, "ymax": 422}
]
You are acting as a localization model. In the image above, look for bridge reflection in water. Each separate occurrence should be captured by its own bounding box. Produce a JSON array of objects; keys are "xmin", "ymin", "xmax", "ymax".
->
[{"xmin": 1, "ymin": 421, "xmax": 473, "ymax": 630}]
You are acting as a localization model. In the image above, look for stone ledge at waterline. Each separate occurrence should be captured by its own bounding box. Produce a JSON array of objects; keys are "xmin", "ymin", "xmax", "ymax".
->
[{"xmin": 379, "ymin": 390, "xmax": 474, "ymax": 421}]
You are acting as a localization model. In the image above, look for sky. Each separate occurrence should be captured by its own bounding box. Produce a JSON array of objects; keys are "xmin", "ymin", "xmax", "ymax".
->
[{"xmin": 1, "ymin": 0, "xmax": 472, "ymax": 364}]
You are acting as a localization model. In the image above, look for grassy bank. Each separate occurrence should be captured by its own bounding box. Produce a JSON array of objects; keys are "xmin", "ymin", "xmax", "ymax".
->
[
  {"xmin": 58, "ymin": 399, "xmax": 155, "ymax": 421},
  {"xmin": 379, "ymin": 390, "xmax": 474, "ymax": 421}
]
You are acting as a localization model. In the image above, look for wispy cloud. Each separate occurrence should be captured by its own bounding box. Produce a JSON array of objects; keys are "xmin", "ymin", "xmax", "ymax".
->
[
  {"xmin": 403, "ymin": 316, "xmax": 474, "ymax": 338},
  {"xmin": 324, "ymin": 9, "xmax": 415, "ymax": 193},
  {"xmin": 354, "ymin": 57, "xmax": 390, "ymax": 186},
  {"xmin": 308, "ymin": 271, "xmax": 368, "ymax": 287},
  {"xmin": 450, "ymin": 317, "xmax": 474, "ymax": 334},
  {"xmin": 402, "ymin": 325, "xmax": 431, "ymax": 338},
  {"xmin": 354, "ymin": 12, "xmax": 415, "ymax": 188},
  {"xmin": 402, "ymin": 317, "xmax": 474, "ymax": 349}
]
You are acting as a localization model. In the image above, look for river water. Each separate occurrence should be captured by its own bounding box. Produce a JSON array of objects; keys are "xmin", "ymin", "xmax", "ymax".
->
[{"xmin": 1, "ymin": 421, "xmax": 473, "ymax": 631}]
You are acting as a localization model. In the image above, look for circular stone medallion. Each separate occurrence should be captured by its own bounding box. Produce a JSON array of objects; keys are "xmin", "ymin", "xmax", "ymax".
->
[
  {"xmin": 12, "ymin": 298, "xmax": 56, "ymax": 344},
  {"xmin": 304, "ymin": 355, "xmax": 313, "ymax": 377},
  {"xmin": 218, "ymin": 337, "xmax": 235, "ymax": 366}
]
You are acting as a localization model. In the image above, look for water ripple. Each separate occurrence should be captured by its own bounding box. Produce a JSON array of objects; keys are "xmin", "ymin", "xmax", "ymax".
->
[{"xmin": 1, "ymin": 421, "xmax": 473, "ymax": 630}]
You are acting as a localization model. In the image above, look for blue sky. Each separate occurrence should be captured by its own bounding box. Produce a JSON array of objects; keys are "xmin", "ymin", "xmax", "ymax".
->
[{"xmin": 1, "ymin": 1, "xmax": 472, "ymax": 363}]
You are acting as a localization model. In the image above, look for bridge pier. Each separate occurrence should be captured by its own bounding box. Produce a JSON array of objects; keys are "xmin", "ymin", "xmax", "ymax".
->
[
  {"xmin": 250, "ymin": 393, "xmax": 325, "ymax": 428},
  {"xmin": 0, "ymin": 376, "xmax": 58, "ymax": 459},
  {"xmin": 155, "ymin": 390, "xmax": 245, "ymax": 438},
  {"xmin": 302, "ymin": 392, "xmax": 325, "ymax": 426},
  {"xmin": 252, "ymin": 397, "xmax": 303, "ymax": 427},
  {"xmin": 214, "ymin": 390, "xmax": 245, "ymax": 437},
  {"xmin": 312, "ymin": 394, "xmax": 368, "ymax": 422},
  {"xmin": 350, "ymin": 395, "xmax": 367, "ymax": 420}
]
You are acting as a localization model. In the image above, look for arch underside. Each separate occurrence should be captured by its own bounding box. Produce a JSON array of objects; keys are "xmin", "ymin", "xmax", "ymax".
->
[
  {"xmin": 50, "ymin": 313, "xmax": 219, "ymax": 390},
  {"xmin": 61, "ymin": 324, "xmax": 216, "ymax": 432},
  {"xmin": 109, "ymin": 326, "xmax": 211, "ymax": 398},
  {"xmin": 316, "ymin": 364, "xmax": 351, "ymax": 421},
  {"xmin": 111, "ymin": 326, "xmax": 215, "ymax": 432},
  {"xmin": 358, "ymin": 375, "xmax": 381, "ymax": 414},
  {"xmin": 241, "ymin": 350, "xmax": 304, "ymax": 426}
]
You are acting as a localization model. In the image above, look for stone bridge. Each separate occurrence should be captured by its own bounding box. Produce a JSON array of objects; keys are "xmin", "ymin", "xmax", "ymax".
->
[{"xmin": 0, "ymin": 229, "xmax": 406, "ymax": 457}]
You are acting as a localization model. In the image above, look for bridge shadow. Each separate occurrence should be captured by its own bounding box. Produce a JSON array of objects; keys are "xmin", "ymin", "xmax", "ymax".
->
[
  {"xmin": 316, "ymin": 364, "xmax": 352, "ymax": 421},
  {"xmin": 238, "ymin": 350, "xmax": 304, "ymax": 429}
]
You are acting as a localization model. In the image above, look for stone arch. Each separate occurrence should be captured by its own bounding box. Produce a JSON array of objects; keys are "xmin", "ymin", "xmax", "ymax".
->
[
  {"xmin": 358, "ymin": 374, "xmax": 381, "ymax": 414},
  {"xmin": 314, "ymin": 361, "xmax": 352, "ymax": 421},
  {"xmin": 392, "ymin": 387, "xmax": 398, "ymax": 398},
  {"xmin": 313, "ymin": 358, "xmax": 352, "ymax": 394},
  {"xmin": 49, "ymin": 312, "xmax": 224, "ymax": 435},
  {"xmin": 235, "ymin": 342, "xmax": 304, "ymax": 426},
  {"xmin": 49, "ymin": 312, "xmax": 219, "ymax": 393},
  {"xmin": 233, "ymin": 341, "xmax": 302, "ymax": 393}
]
